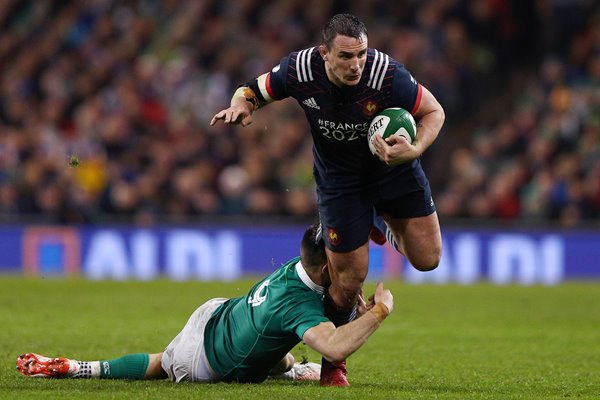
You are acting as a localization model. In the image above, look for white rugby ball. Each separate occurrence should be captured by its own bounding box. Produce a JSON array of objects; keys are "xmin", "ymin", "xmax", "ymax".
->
[{"xmin": 367, "ymin": 107, "xmax": 416, "ymax": 155}]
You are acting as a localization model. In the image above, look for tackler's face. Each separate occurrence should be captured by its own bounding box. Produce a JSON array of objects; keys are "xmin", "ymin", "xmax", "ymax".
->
[
  {"xmin": 320, "ymin": 262, "xmax": 332, "ymax": 288},
  {"xmin": 320, "ymin": 34, "xmax": 368, "ymax": 87}
]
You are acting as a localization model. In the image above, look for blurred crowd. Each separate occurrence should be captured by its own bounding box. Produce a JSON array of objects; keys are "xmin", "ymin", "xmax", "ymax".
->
[
  {"xmin": 0, "ymin": 0, "xmax": 598, "ymax": 226},
  {"xmin": 436, "ymin": 9, "xmax": 600, "ymax": 227},
  {"xmin": 436, "ymin": 56, "xmax": 600, "ymax": 226}
]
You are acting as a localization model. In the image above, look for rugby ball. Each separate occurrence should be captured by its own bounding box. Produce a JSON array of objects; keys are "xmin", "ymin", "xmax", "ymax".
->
[{"xmin": 367, "ymin": 107, "xmax": 416, "ymax": 155}]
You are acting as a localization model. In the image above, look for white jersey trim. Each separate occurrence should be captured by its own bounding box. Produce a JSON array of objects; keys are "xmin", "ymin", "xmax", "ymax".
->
[
  {"xmin": 295, "ymin": 261, "xmax": 325, "ymax": 295},
  {"xmin": 296, "ymin": 47, "xmax": 315, "ymax": 83},
  {"xmin": 257, "ymin": 73, "xmax": 273, "ymax": 102},
  {"xmin": 367, "ymin": 49, "xmax": 389, "ymax": 91}
]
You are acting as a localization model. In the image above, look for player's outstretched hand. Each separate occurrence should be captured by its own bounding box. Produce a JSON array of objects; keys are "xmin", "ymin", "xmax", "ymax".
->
[
  {"xmin": 372, "ymin": 134, "xmax": 420, "ymax": 166},
  {"xmin": 210, "ymin": 104, "xmax": 253, "ymax": 127},
  {"xmin": 373, "ymin": 282, "xmax": 393, "ymax": 314}
]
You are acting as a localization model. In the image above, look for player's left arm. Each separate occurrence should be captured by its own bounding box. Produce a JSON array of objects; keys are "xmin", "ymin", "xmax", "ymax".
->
[
  {"xmin": 410, "ymin": 85, "xmax": 445, "ymax": 157},
  {"xmin": 374, "ymin": 84, "xmax": 445, "ymax": 166},
  {"xmin": 302, "ymin": 283, "xmax": 393, "ymax": 362}
]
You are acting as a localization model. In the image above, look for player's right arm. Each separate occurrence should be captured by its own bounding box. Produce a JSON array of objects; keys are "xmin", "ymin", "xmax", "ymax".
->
[
  {"xmin": 302, "ymin": 283, "xmax": 394, "ymax": 362},
  {"xmin": 209, "ymin": 81, "xmax": 265, "ymax": 127},
  {"xmin": 210, "ymin": 56, "xmax": 291, "ymax": 127}
]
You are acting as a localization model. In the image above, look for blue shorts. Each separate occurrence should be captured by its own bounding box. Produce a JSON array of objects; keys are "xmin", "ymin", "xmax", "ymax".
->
[{"xmin": 317, "ymin": 160, "xmax": 435, "ymax": 252}]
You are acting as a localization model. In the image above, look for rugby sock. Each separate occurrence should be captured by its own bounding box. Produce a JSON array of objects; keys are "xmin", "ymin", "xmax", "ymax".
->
[
  {"xmin": 373, "ymin": 214, "xmax": 400, "ymax": 252},
  {"xmin": 97, "ymin": 354, "xmax": 150, "ymax": 379},
  {"xmin": 323, "ymin": 290, "xmax": 357, "ymax": 327},
  {"xmin": 73, "ymin": 361, "xmax": 98, "ymax": 378}
]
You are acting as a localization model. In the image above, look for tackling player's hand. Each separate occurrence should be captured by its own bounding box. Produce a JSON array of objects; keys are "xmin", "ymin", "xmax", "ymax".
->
[
  {"xmin": 210, "ymin": 103, "xmax": 254, "ymax": 127},
  {"xmin": 366, "ymin": 292, "xmax": 375, "ymax": 310},
  {"xmin": 373, "ymin": 282, "xmax": 393, "ymax": 314},
  {"xmin": 372, "ymin": 134, "xmax": 421, "ymax": 166},
  {"xmin": 356, "ymin": 290, "xmax": 371, "ymax": 317}
]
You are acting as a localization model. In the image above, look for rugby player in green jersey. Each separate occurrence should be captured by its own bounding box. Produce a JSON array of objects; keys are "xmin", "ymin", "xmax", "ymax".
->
[{"xmin": 17, "ymin": 224, "xmax": 393, "ymax": 385}]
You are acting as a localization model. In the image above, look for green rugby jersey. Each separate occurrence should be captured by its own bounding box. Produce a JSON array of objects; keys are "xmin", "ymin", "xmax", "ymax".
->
[{"xmin": 204, "ymin": 256, "xmax": 328, "ymax": 382}]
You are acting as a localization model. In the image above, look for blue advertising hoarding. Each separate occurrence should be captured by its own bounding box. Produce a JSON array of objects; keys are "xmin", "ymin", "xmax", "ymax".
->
[{"xmin": 1, "ymin": 225, "xmax": 598, "ymax": 284}]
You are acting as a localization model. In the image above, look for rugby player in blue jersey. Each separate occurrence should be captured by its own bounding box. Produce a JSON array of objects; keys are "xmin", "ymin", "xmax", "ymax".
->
[
  {"xmin": 211, "ymin": 13, "xmax": 444, "ymax": 386},
  {"xmin": 17, "ymin": 224, "xmax": 393, "ymax": 385}
]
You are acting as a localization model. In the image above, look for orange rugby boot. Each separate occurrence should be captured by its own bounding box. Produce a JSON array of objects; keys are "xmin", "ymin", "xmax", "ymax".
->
[{"xmin": 16, "ymin": 353, "xmax": 78, "ymax": 378}]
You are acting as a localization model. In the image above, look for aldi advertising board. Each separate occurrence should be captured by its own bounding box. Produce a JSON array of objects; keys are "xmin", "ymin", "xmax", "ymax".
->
[{"xmin": 1, "ymin": 225, "xmax": 598, "ymax": 284}]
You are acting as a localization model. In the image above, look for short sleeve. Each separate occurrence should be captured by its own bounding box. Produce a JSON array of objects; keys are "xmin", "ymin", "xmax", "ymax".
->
[
  {"xmin": 264, "ymin": 55, "xmax": 291, "ymax": 101},
  {"xmin": 391, "ymin": 64, "xmax": 422, "ymax": 115},
  {"xmin": 281, "ymin": 295, "xmax": 329, "ymax": 340}
]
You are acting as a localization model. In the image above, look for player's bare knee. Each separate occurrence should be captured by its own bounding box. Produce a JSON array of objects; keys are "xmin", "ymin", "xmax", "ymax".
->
[
  {"xmin": 413, "ymin": 261, "xmax": 439, "ymax": 272},
  {"xmin": 411, "ymin": 252, "xmax": 441, "ymax": 271}
]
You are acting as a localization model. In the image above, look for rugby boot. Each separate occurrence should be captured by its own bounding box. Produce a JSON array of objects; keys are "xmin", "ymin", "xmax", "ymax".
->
[
  {"xmin": 369, "ymin": 226, "xmax": 387, "ymax": 245},
  {"xmin": 320, "ymin": 359, "xmax": 349, "ymax": 387},
  {"xmin": 271, "ymin": 362, "xmax": 321, "ymax": 381},
  {"xmin": 16, "ymin": 353, "xmax": 78, "ymax": 378}
]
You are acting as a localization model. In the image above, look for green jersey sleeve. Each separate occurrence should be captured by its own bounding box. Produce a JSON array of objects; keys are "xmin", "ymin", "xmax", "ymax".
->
[{"xmin": 281, "ymin": 294, "xmax": 329, "ymax": 340}]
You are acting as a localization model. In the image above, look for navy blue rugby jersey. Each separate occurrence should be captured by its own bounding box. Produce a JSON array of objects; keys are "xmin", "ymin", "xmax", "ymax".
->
[{"xmin": 255, "ymin": 47, "xmax": 422, "ymax": 189}]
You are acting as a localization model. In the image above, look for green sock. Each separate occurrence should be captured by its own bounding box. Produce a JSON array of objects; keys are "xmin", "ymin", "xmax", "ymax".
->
[{"xmin": 99, "ymin": 353, "xmax": 150, "ymax": 379}]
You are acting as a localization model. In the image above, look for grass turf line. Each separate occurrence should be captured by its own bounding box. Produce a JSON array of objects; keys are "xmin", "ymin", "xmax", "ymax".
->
[{"xmin": 1, "ymin": 278, "xmax": 599, "ymax": 399}]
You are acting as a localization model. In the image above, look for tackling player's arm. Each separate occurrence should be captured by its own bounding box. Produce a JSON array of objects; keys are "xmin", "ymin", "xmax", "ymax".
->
[
  {"xmin": 302, "ymin": 283, "xmax": 393, "ymax": 362},
  {"xmin": 210, "ymin": 71, "xmax": 278, "ymax": 127},
  {"xmin": 373, "ymin": 85, "xmax": 445, "ymax": 166}
]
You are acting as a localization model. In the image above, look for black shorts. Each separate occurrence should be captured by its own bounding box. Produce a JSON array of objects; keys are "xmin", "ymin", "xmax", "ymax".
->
[{"xmin": 317, "ymin": 160, "xmax": 435, "ymax": 252}]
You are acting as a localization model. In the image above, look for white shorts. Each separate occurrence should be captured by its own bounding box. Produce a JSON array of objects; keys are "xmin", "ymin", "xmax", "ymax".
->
[{"xmin": 161, "ymin": 298, "xmax": 228, "ymax": 383}]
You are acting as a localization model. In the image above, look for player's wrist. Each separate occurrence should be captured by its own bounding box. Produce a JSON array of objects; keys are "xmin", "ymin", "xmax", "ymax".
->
[
  {"xmin": 241, "ymin": 95, "xmax": 258, "ymax": 112},
  {"xmin": 370, "ymin": 302, "xmax": 390, "ymax": 323},
  {"xmin": 232, "ymin": 86, "xmax": 259, "ymax": 112}
]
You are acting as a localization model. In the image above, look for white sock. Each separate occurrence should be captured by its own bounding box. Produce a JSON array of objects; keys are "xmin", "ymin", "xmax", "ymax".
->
[{"xmin": 72, "ymin": 361, "xmax": 101, "ymax": 378}]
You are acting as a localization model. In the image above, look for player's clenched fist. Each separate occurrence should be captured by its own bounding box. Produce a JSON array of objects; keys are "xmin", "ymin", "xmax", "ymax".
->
[{"xmin": 373, "ymin": 282, "xmax": 393, "ymax": 314}]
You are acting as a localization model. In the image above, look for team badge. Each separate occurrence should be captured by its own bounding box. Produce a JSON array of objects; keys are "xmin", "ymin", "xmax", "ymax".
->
[
  {"xmin": 363, "ymin": 101, "xmax": 379, "ymax": 117},
  {"xmin": 327, "ymin": 228, "xmax": 341, "ymax": 246}
]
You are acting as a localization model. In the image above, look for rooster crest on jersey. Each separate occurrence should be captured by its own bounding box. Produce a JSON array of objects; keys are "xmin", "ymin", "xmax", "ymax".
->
[{"xmin": 367, "ymin": 107, "xmax": 416, "ymax": 155}]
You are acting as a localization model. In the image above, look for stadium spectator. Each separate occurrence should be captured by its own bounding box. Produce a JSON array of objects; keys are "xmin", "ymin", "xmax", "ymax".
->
[
  {"xmin": 0, "ymin": 0, "xmax": 599, "ymax": 227},
  {"xmin": 16, "ymin": 223, "xmax": 394, "ymax": 385}
]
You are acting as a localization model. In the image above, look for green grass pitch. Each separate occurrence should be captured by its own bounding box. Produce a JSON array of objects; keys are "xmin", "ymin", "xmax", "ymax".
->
[{"xmin": 1, "ymin": 278, "xmax": 599, "ymax": 399}]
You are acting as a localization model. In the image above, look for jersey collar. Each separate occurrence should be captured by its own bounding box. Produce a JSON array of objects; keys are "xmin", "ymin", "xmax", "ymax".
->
[{"xmin": 295, "ymin": 261, "xmax": 325, "ymax": 295}]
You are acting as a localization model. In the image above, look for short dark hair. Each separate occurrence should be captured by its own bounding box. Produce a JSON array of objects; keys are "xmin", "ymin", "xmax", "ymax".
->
[
  {"xmin": 300, "ymin": 223, "xmax": 327, "ymax": 272},
  {"xmin": 322, "ymin": 13, "xmax": 368, "ymax": 49}
]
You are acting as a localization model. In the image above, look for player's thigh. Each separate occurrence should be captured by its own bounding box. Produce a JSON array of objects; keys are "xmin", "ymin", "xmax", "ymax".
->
[
  {"xmin": 376, "ymin": 159, "xmax": 436, "ymax": 219},
  {"xmin": 317, "ymin": 187, "xmax": 374, "ymax": 253},
  {"xmin": 325, "ymin": 243, "xmax": 370, "ymax": 285},
  {"xmin": 386, "ymin": 212, "xmax": 442, "ymax": 271},
  {"xmin": 162, "ymin": 298, "xmax": 227, "ymax": 383},
  {"xmin": 376, "ymin": 160, "xmax": 440, "ymax": 270},
  {"xmin": 325, "ymin": 243, "xmax": 370, "ymax": 308}
]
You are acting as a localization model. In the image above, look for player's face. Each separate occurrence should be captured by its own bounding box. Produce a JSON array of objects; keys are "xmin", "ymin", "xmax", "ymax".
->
[
  {"xmin": 320, "ymin": 264, "xmax": 331, "ymax": 287},
  {"xmin": 320, "ymin": 34, "xmax": 368, "ymax": 87}
]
